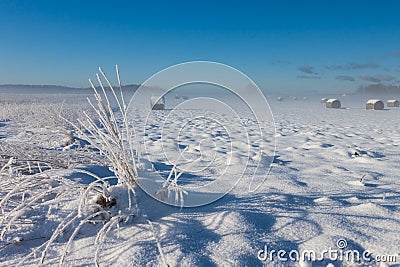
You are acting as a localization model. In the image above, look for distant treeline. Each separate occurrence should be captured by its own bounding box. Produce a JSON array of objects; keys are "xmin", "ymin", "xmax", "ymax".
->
[
  {"xmin": 0, "ymin": 84, "xmax": 140, "ymax": 94},
  {"xmin": 0, "ymin": 84, "xmax": 140, "ymax": 90},
  {"xmin": 357, "ymin": 84, "xmax": 400, "ymax": 95}
]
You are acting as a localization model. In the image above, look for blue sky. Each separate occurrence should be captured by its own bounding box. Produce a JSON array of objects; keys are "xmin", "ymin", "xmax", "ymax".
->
[{"xmin": 0, "ymin": 0, "xmax": 399, "ymax": 93}]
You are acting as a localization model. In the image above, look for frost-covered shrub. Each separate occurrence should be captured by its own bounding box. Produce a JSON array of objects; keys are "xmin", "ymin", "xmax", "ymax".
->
[{"xmin": 66, "ymin": 66, "xmax": 139, "ymax": 188}]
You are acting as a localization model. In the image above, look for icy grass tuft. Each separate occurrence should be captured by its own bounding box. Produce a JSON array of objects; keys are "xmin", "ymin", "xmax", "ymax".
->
[{"xmin": 65, "ymin": 65, "xmax": 139, "ymax": 188}]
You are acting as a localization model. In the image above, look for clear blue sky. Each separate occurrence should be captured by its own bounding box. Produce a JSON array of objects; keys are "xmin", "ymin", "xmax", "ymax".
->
[{"xmin": 0, "ymin": 0, "xmax": 399, "ymax": 93}]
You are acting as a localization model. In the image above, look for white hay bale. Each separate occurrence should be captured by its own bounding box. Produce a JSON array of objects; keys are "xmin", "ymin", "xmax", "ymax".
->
[
  {"xmin": 277, "ymin": 97, "xmax": 283, "ymax": 101},
  {"xmin": 326, "ymin": 99, "xmax": 341, "ymax": 109},
  {"xmin": 150, "ymin": 96, "xmax": 165, "ymax": 110},
  {"xmin": 321, "ymin": 98, "xmax": 328, "ymax": 103},
  {"xmin": 366, "ymin": 99, "xmax": 384, "ymax": 110},
  {"xmin": 387, "ymin": 99, "xmax": 399, "ymax": 107}
]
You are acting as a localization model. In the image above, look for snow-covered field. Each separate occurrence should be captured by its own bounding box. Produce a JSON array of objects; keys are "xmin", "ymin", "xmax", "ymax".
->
[{"xmin": 0, "ymin": 92, "xmax": 399, "ymax": 266}]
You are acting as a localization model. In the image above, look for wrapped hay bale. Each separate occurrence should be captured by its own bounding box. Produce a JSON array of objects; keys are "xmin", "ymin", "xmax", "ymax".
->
[
  {"xmin": 150, "ymin": 96, "xmax": 165, "ymax": 110},
  {"xmin": 366, "ymin": 99, "xmax": 384, "ymax": 110},
  {"xmin": 326, "ymin": 99, "xmax": 341, "ymax": 109}
]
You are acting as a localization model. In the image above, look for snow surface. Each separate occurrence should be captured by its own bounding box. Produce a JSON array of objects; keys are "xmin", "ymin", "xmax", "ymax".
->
[{"xmin": 0, "ymin": 93, "xmax": 399, "ymax": 266}]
